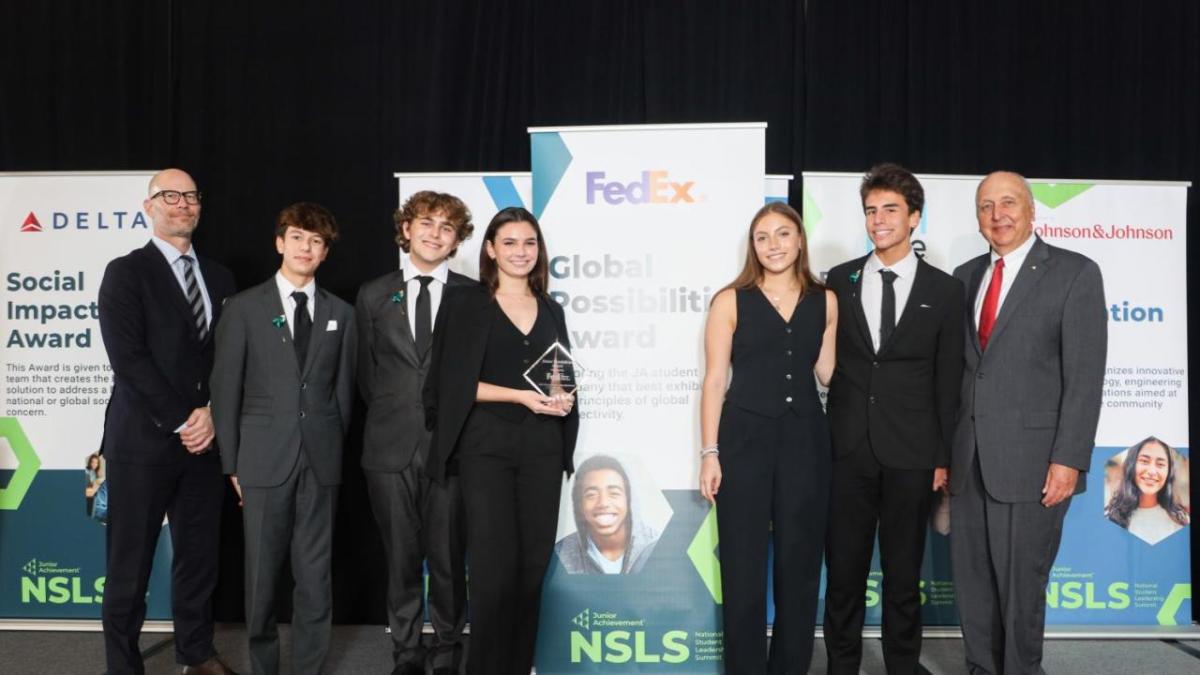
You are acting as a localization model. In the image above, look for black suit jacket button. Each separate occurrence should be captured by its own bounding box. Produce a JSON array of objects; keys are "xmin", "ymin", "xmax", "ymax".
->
[
  {"xmin": 299, "ymin": 411, "xmax": 306, "ymax": 419},
  {"xmin": 785, "ymin": 327, "xmax": 792, "ymax": 334},
  {"xmin": 785, "ymin": 373, "xmax": 792, "ymax": 380},
  {"xmin": 871, "ymin": 361, "xmax": 879, "ymax": 368},
  {"xmin": 869, "ymin": 395, "xmax": 877, "ymax": 404},
  {"xmin": 301, "ymin": 382, "xmax": 307, "ymax": 390},
  {"xmin": 196, "ymin": 381, "xmax": 202, "ymax": 390},
  {"xmin": 977, "ymin": 372, "xmax": 985, "ymax": 380}
]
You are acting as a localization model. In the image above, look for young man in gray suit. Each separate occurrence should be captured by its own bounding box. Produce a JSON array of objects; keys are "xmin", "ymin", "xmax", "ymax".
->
[
  {"xmin": 211, "ymin": 203, "xmax": 356, "ymax": 675},
  {"xmin": 950, "ymin": 172, "xmax": 1107, "ymax": 675},
  {"xmin": 355, "ymin": 191, "xmax": 476, "ymax": 675}
]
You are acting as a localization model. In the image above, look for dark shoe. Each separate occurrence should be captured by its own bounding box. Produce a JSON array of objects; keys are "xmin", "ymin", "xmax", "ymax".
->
[
  {"xmin": 391, "ymin": 662, "xmax": 425, "ymax": 675},
  {"xmin": 181, "ymin": 655, "xmax": 241, "ymax": 675}
]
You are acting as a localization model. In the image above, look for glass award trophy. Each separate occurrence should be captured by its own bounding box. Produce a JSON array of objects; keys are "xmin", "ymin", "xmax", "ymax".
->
[{"xmin": 523, "ymin": 341, "xmax": 581, "ymax": 397}]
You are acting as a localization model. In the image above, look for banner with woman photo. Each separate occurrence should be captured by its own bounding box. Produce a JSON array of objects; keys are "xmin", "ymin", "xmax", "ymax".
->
[{"xmin": 802, "ymin": 172, "xmax": 1192, "ymax": 628}]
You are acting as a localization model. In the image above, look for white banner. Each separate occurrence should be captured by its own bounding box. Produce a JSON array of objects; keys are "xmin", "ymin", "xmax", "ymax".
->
[
  {"xmin": 0, "ymin": 172, "xmax": 173, "ymax": 620},
  {"xmin": 802, "ymin": 172, "xmax": 1192, "ymax": 626}
]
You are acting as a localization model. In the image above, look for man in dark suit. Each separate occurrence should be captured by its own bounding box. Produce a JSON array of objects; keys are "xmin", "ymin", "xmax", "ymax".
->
[
  {"xmin": 355, "ymin": 191, "xmax": 475, "ymax": 675},
  {"xmin": 98, "ymin": 168, "xmax": 238, "ymax": 675},
  {"xmin": 950, "ymin": 171, "xmax": 1106, "ymax": 675},
  {"xmin": 210, "ymin": 203, "xmax": 356, "ymax": 675},
  {"xmin": 823, "ymin": 164, "xmax": 965, "ymax": 674}
]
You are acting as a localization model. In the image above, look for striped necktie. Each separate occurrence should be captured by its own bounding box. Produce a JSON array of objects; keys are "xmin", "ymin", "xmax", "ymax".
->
[{"xmin": 180, "ymin": 255, "xmax": 208, "ymax": 340}]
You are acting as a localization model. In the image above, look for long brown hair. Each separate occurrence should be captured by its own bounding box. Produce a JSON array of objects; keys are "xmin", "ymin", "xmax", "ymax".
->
[
  {"xmin": 726, "ymin": 202, "xmax": 822, "ymax": 293},
  {"xmin": 478, "ymin": 207, "xmax": 550, "ymax": 296}
]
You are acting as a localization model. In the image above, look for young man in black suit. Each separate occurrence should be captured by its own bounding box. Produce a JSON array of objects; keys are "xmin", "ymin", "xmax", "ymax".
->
[
  {"xmin": 822, "ymin": 164, "xmax": 965, "ymax": 674},
  {"xmin": 97, "ymin": 168, "xmax": 239, "ymax": 675},
  {"xmin": 355, "ymin": 191, "xmax": 476, "ymax": 675}
]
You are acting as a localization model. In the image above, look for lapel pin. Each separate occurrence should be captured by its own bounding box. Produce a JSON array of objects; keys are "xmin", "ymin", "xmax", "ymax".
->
[
  {"xmin": 849, "ymin": 269, "xmax": 861, "ymax": 283},
  {"xmin": 272, "ymin": 315, "xmax": 286, "ymax": 329},
  {"xmin": 392, "ymin": 290, "xmax": 405, "ymax": 303}
]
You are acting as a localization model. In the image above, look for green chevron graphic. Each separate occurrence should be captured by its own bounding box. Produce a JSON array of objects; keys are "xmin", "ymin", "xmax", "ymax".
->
[
  {"xmin": 1030, "ymin": 182, "xmax": 1094, "ymax": 209},
  {"xmin": 1156, "ymin": 583, "xmax": 1191, "ymax": 625},
  {"xmin": 0, "ymin": 417, "xmax": 41, "ymax": 510},
  {"xmin": 687, "ymin": 505, "xmax": 722, "ymax": 603},
  {"xmin": 802, "ymin": 186, "xmax": 823, "ymax": 233}
]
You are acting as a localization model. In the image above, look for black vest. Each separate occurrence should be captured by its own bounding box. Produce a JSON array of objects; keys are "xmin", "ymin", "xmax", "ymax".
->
[{"xmin": 724, "ymin": 288, "xmax": 826, "ymax": 418}]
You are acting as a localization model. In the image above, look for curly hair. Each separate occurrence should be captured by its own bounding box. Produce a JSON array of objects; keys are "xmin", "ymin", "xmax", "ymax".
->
[
  {"xmin": 393, "ymin": 190, "xmax": 474, "ymax": 255},
  {"xmin": 1104, "ymin": 437, "xmax": 1190, "ymax": 528}
]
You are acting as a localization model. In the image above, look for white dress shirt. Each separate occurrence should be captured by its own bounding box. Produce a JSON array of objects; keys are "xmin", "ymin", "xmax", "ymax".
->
[
  {"xmin": 861, "ymin": 248, "xmax": 918, "ymax": 351},
  {"xmin": 275, "ymin": 272, "xmax": 316, "ymax": 338},
  {"xmin": 150, "ymin": 235, "xmax": 213, "ymax": 327},
  {"xmin": 400, "ymin": 253, "xmax": 449, "ymax": 338},
  {"xmin": 973, "ymin": 233, "xmax": 1037, "ymax": 330}
]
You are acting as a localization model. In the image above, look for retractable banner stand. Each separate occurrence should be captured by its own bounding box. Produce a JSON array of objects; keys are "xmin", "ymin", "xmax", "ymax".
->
[
  {"xmin": 765, "ymin": 174, "xmax": 792, "ymax": 204},
  {"xmin": 526, "ymin": 123, "xmax": 764, "ymax": 673},
  {"xmin": 0, "ymin": 172, "xmax": 174, "ymax": 624},
  {"xmin": 802, "ymin": 173, "xmax": 1192, "ymax": 629},
  {"xmin": 394, "ymin": 173, "xmax": 532, "ymax": 279}
]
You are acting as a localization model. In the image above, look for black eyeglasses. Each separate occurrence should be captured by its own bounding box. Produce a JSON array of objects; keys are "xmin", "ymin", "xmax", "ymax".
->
[{"xmin": 151, "ymin": 190, "xmax": 202, "ymax": 205}]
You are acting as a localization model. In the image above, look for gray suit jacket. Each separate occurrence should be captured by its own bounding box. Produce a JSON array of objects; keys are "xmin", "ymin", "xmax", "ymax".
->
[
  {"xmin": 355, "ymin": 269, "xmax": 476, "ymax": 472},
  {"xmin": 211, "ymin": 278, "xmax": 356, "ymax": 488},
  {"xmin": 950, "ymin": 237, "xmax": 1107, "ymax": 502}
]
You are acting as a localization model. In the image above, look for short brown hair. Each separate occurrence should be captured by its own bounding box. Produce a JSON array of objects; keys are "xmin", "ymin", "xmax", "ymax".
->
[
  {"xmin": 275, "ymin": 202, "xmax": 340, "ymax": 243},
  {"xmin": 859, "ymin": 163, "xmax": 924, "ymax": 216},
  {"xmin": 393, "ymin": 191, "xmax": 474, "ymax": 256}
]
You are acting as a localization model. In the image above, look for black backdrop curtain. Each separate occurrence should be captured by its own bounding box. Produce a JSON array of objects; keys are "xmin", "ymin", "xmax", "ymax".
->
[{"xmin": 2, "ymin": 1, "xmax": 1197, "ymax": 624}]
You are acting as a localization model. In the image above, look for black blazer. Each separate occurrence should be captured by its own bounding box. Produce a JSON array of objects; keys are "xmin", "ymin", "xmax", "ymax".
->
[
  {"xmin": 825, "ymin": 254, "xmax": 965, "ymax": 469},
  {"xmin": 355, "ymin": 269, "xmax": 476, "ymax": 472},
  {"xmin": 97, "ymin": 241, "xmax": 236, "ymax": 465},
  {"xmin": 423, "ymin": 284, "xmax": 580, "ymax": 483}
]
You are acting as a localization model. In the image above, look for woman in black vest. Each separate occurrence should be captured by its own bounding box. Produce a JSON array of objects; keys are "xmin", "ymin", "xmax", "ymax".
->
[
  {"xmin": 424, "ymin": 206, "xmax": 578, "ymax": 675},
  {"xmin": 698, "ymin": 201, "xmax": 837, "ymax": 673}
]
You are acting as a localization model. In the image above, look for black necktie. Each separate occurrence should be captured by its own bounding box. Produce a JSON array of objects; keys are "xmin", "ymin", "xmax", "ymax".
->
[
  {"xmin": 291, "ymin": 291, "xmax": 312, "ymax": 366},
  {"xmin": 879, "ymin": 269, "xmax": 898, "ymax": 349},
  {"xmin": 415, "ymin": 276, "xmax": 433, "ymax": 354},
  {"xmin": 181, "ymin": 255, "xmax": 208, "ymax": 340}
]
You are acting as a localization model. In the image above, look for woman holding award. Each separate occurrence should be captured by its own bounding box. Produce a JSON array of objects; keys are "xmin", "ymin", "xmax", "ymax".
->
[
  {"xmin": 424, "ymin": 206, "xmax": 578, "ymax": 675},
  {"xmin": 698, "ymin": 201, "xmax": 837, "ymax": 674}
]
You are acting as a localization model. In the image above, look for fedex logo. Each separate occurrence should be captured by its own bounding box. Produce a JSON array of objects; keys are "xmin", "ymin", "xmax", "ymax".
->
[{"xmin": 585, "ymin": 171, "xmax": 696, "ymax": 205}]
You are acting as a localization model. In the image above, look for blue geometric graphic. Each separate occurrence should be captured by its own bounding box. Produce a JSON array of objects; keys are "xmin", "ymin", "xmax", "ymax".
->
[
  {"xmin": 531, "ymin": 132, "xmax": 573, "ymax": 219},
  {"xmin": 482, "ymin": 175, "xmax": 526, "ymax": 211}
]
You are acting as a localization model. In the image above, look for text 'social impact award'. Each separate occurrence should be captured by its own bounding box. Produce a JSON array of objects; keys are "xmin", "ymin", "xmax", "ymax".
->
[{"xmin": 523, "ymin": 341, "xmax": 581, "ymax": 397}]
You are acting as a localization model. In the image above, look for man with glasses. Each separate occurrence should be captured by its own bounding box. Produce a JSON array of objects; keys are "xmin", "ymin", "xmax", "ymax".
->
[{"xmin": 98, "ymin": 168, "xmax": 239, "ymax": 675}]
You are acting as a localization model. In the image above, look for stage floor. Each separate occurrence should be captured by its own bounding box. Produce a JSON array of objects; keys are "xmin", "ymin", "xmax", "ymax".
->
[{"xmin": 2, "ymin": 623, "xmax": 1199, "ymax": 674}]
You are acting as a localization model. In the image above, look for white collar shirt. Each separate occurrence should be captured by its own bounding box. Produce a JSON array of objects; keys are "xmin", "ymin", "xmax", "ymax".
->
[
  {"xmin": 149, "ymin": 235, "xmax": 213, "ymax": 326},
  {"xmin": 275, "ymin": 271, "xmax": 316, "ymax": 338},
  {"xmin": 400, "ymin": 254, "xmax": 450, "ymax": 338},
  {"xmin": 861, "ymin": 248, "xmax": 918, "ymax": 351},
  {"xmin": 973, "ymin": 233, "xmax": 1037, "ymax": 329}
]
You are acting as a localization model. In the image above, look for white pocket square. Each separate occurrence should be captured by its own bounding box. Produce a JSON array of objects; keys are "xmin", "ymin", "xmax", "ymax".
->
[
  {"xmin": 919, "ymin": 303, "xmax": 932, "ymax": 308},
  {"xmin": 326, "ymin": 320, "xmax": 338, "ymax": 331}
]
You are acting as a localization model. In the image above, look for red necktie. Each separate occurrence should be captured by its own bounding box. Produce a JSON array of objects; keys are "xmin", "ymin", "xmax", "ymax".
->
[{"xmin": 978, "ymin": 258, "xmax": 1004, "ymax": 350}]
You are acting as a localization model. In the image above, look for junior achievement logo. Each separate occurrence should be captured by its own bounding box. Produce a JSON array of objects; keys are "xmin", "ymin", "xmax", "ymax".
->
[
  {"xmin": 585, "ymin": 171, "xmax": 698, "ymax": 205},
  {"xmin": 17, "ymin": 209, "xmax": 149, "ymax": 232},
  {"xmin": 569, "ymin": 607, "xmax": 689, "ymax": 664}
]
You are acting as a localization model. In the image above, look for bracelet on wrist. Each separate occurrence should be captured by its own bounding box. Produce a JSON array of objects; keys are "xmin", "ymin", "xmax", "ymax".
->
[{"xmin": 700, "ymin": 445, "xmax": 719, "ymax": 458}]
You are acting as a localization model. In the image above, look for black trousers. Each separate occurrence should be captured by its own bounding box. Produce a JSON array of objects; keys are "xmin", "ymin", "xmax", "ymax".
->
[
  {"xmin": 242, "ymin": 451, "xmax": 338, "ymax": 675},
  {"xmin": 823, "ymin": 442, "xmax": 934, "ymax": 675},
  {"xmin": 102, "ymin": 453, "xmax": 223, "ymax": 675},
  {"xmin": 365, "ymin": 447, "xmax": 467, "ymax": 671},
  {"xmin": 716, "ymin": 407, "xmax": 831, "ymax": 674},
  {"xmin": 457, "ymin": 409, "xmax": 564, "ymax": 675}
]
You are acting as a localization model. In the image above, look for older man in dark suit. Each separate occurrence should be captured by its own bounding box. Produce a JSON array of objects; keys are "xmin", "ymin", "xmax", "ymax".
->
[
  {"xmin": 355, "ymin": 191, "xmax": 476, "ymax": 675},
  {"xmin": 950, "ymin": 171, "xmax": 1107, "ymax": 675},
  {"xmin": 98, "ymin": 168, "xmax": 238, "ymax": 675},
  {"xmin": 211, "ymin": 203, "xmax": 355, "ymax": 675}
]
